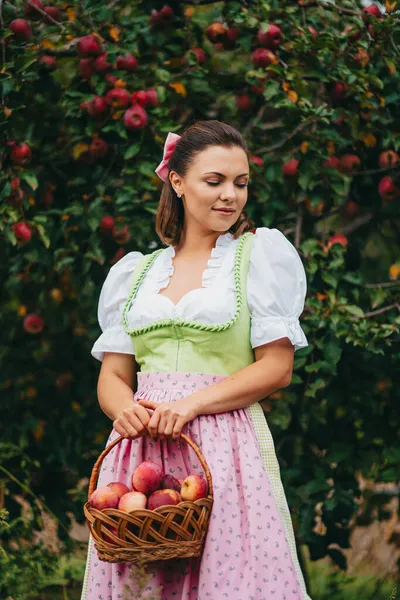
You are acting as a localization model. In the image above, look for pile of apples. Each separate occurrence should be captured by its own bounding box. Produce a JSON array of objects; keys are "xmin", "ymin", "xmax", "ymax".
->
[{"xmin": 89, "ymin": 460, "xmax": 208, "ymax": 514}]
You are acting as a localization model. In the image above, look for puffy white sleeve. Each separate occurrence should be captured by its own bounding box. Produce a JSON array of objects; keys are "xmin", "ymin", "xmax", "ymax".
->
[
  {"xmin": 91, "ymin": 251, "xmax": 144, "ymax": 362},
  {"xmin": 247, "ymin": 227, "xmax": 308, "ymax": 351}
]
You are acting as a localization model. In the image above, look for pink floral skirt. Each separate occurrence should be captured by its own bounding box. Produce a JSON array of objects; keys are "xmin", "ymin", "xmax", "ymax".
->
[{"xmin": 81, "ymin": 371, "xmax": 304, "ymax": 600}]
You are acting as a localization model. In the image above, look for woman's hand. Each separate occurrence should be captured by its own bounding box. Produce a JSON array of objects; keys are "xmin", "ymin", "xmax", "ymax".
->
[
  {"xmin": 112, "ymin": 404, "xmax": 152, "ymax": 439},
  {"xmin": 137, "ymin": 397, "xmax": 200, "ymax": 440}
]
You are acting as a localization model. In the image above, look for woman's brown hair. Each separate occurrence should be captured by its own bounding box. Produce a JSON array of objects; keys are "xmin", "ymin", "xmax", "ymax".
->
[{"xmin": 155, "ymin": 120, "xmax": 255, "ymax": 247}]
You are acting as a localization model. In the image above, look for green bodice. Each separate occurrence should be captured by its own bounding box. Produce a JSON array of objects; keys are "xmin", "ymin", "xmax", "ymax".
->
[{"xmin": 122, "ymin": 232, "xmax": 255, "ymax": 375}]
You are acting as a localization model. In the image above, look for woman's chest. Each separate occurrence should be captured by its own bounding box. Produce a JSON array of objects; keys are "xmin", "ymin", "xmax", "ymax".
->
[
  {"xmin": 157, "ymin": 254, "xmax": 212, "ymax": 307},
  {"xmin": 125, "ymin": 244, "xmax": 239, "ymax": 329}
]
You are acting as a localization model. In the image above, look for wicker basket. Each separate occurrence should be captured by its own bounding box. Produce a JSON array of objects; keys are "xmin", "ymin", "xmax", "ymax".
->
[{"xmin": 83, "ymin": 433, "xmax": 213, "ymax": 564}]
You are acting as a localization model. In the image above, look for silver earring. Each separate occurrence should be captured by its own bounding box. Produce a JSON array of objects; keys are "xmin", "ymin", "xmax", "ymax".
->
[{"xmin": 176, "ymin": 192, "xmax": 182, "ymax": 198}]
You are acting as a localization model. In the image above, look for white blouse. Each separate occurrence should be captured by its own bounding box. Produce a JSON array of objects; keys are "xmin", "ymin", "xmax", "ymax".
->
[{"xmin": 91, "ymin": 227, "xmax": 309, "ymax": 361}]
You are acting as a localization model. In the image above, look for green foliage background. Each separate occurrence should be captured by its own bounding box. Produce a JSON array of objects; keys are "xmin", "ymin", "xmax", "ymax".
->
[{"xmin": 1, "ymin": 0, "xmax": 399, "ymax": 592}]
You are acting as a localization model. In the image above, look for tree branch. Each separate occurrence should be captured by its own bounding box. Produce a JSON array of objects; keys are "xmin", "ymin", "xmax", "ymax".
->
[
  {"xmin": 255, "ymin": 116, "xmax": 322, "ymax": 154},
  {"xmin": 365, "ymin": 281, "xmax": 400, "ymax": 289},
  {"xmin": 351, "ymin": 302, "xmax": 400, "ymax": 319},
  {"xmin": 295, "ymin": 202, "xmax": 304, "ymax": 249},
  {"xmin": 340, "ymin": 212, "xmax": 374, "ymax": 235},
  {"xmin": 26, "ymin": 0, "xmax": 66, "ymax": 30}
]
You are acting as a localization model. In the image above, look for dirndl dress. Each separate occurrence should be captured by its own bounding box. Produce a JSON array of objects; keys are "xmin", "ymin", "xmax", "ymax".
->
[{"xmin": 81, "ymin": 228, "xmax": 312, "ymax": 600}]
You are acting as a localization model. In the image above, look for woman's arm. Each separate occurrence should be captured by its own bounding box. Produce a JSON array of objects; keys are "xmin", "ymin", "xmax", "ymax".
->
[
  {"xmin": 188, "ymin": 337, "xmax": 294, "ymax": 416},
  {"xmin": 97, "ymin": 352, "xmax": 137, "ymax": 421}
]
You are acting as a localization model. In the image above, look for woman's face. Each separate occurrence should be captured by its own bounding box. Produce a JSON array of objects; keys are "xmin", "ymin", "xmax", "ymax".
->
[{"xmin": 170, "ymin": 144, "xmax": 249, "ymax": 237}]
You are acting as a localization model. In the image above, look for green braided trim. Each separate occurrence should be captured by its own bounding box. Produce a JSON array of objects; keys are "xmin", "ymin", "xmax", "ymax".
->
[{"xmin": 122, "ymin": 231, "xmax": 253, "ymax": 336}]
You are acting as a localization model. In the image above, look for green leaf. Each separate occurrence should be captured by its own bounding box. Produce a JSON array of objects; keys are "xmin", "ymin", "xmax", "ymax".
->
[
  {"xmin": 263, "ymin": 80, "xmax": 280, "ymax": 101},
  {"xmin": 34, "ymin": 223, "xmax": 50, "ymax": 249},
  {"xmin": 322, "ymin": 271, "xmax": 338, "ymax": 288},
  {"xmin": 124, "ymin": 142, "xmax": 141, "ymax": 160},
  {"xmin": 20, "ymin": 172, "xmax": 38, "ymax": 191},
  {"xmin": 345, "ymin": 305, "xmax": 364, "ymax": 318}
]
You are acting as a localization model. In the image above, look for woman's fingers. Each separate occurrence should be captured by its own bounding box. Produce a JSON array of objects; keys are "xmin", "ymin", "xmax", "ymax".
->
[
  {"xmin": 147, "ymin": 410, "xmax": 161, "ymax": 439},
  {"xmin": 135, "ymin": 404, "xmax": 152, "ymax": 427},
  {"xmin": 172, "ymin": 417, "xmax": 185, "ymax": 440},
  {"xmin": 125, "ymin": 411, "xmax": 149, "ymax": 437},
  {"xmin": 163, "ymin": 415, "xmax": 176, "ymax": 439},
  {"xmin": 113, "ymin": 421, "xmax": 135, "ymax": 439},
  {"xmin": 156, "ymin": 413, "xmax": 170, "ymax": 439}
]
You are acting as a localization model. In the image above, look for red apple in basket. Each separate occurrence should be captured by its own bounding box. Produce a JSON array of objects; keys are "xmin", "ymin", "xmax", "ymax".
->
[
  {"xmin": 118, "ymin": 491, "xmax": 147, "ymax": 512},
  {"xmin": 107, "ymin": 481, "xmax": 130, "ymax": 500},
  {"xmin": 132, "ymin": 461, "xmax": 164, "ymax": 495},
  {"xmin": 89, "ymin": 486, "xmax": 119, "ymax": 509},
  {"xmin": 162, "ymin": 474, "xmax": 181, "ymax": 492},
  {"xmin": 180, "ymin": 475, "xmax": 208, "ymax": 501},
  {"xmin": 147, "ymin": 489, "xmax": 182, "ymax": 510}
]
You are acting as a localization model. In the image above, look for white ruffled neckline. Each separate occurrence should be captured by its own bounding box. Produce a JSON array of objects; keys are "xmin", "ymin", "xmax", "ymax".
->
[{"xmin": 155, "ymin": 232, "xmax": 235, "ymax": 293}]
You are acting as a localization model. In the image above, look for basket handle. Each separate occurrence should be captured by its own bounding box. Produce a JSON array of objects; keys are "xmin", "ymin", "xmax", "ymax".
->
[{"xmin": 87, "ymin": 433, "xmax": 213, "ymax": 501}]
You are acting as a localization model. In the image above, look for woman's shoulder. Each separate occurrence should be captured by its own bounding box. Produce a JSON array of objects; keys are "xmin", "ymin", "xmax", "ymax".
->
[{"xmin": 250, "ymin": 226, "xmax": 305, "ymax": 270}]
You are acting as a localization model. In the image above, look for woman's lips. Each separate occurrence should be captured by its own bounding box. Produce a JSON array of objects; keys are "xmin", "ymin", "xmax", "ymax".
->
[{"xmin": 212, "ymin": 208, "xmax": 235, "ymax": 215}]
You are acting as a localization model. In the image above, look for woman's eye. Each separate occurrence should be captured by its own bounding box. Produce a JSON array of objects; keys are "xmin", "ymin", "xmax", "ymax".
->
[{"xmin": 206, "ymin": 182, "xmax": 248, "ymax": 188}]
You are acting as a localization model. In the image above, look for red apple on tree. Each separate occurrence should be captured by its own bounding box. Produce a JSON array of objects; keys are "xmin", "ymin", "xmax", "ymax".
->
[
  {"xmin": 43, "ymin": 6, "xmax": 62, "ymax": 23},
  {"xmin": 77, "ymin": 34, "xmax": 102, "ymax": 57},
  {"xmin": 250, "ymin": 156, "xmax": 264, "ymax": 168},
  {"xmin": 257, "ymin": 24, "xmax": 283, "ymax": 49},
  {"xmin": 89, "ymin": 138, "xmax": 108, "ymax": 159},
  {"xmin": 145, "ymin": 88, "xmax": 158, "ymax": 107},
  {"xmin": 23, "ymin": 314, "xmax": 45, "ymax": 334},
  {"xmin": 123, "ymin": 105, "xmax": 148, "ymax": 131},
  {"xmin": 331, "ymin": 81, "xmax": 350, "ymax": 105},
  {"xmin": 362, "ymin": 5, "xmax": 382, "ymax": 20},
  {"xmin": 150, "ymin": 5, "xmax": 174, "ymax": 27},
  {"xmin": 100, "ymin": 216, "xmax": 115, "ymax": 235},
  {"xmin": 131, "ymin": 90, "xmax": 148, "ymax": 107},
  {"xmin": 323, "ymin": 155, "xmax": 341, "ymax": 170},
  {"xmin": 251, "ymin": 48, "xmax": 278, "ymax": 68},
  {"xmin": 282, "ymin": 158, "xmax": 299, "ymax": 177},
  {"xmin": 116, "ymin": 54, "xmax": 138, "ymax": 72},
  {"xmin": 86, "ymin": 96, "xmax": 109, "ymax": 118},
  {"xmin": 328, "ymin": 234, "xmax": 348, "ymax": 249},
  {"xmin": 9, "ymin": 142, "xmax": 31, "ymax": 164},
  {"xmin": 12, "ymin": 222, "xmax": 32, "ymax": 242},
  {"xmin": 223, "ymin": 27, "xmax": 240, "ymax": 50},
  {"xmin": 338, "ymin": 154, "xmax": 360, "ymax": 174},
  {"xmin": 40, "ymin": 56, "xmax": 57, "ymax": 70},
  {"xmin": 106, "ymin": 88, "xmax": 131, "ymax": 109},
  {"xmin": 379, "ymin": 150, "xmax": 399, "ymax": 169},
  {"xmin": 78, "ymin": 58, "xmax": 95, "ymax": 80},
  {"xmin": 378, "ymin": 176, "xmax": 398, "ymax": 201},
  {"xmin": 206, "ymin": 22, "xmax": 226, "ymax": 43},
  {"xmin": 9, "ymin": 19, "xmax": 32, "ymax": 42},
  {"xmin": 184, "ymin": 48, "xmax": 206, "ymax": 65},
  {"xmin": 94, "ymin": 53, "xmax": 112, "ymax": 73},
  {"xmin": 235, "ymin": 94, "xmax": 253, "ymax": 111}
]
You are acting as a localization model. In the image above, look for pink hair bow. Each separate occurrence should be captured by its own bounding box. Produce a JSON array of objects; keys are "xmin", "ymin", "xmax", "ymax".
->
[{"xmin": 155, "ymin": 132, "xmax": 182, "ymax": 182}]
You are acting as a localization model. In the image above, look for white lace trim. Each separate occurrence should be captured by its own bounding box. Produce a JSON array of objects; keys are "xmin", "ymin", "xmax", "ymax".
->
[{"xmin": 154, "ymin": 232, "xmax": 234, "ymax": 293}]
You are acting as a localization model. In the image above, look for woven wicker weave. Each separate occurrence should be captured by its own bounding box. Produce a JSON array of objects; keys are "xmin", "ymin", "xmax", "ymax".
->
[{"xmin": 83, "ymin": 433, "xmax": 213, "ymax": 563}]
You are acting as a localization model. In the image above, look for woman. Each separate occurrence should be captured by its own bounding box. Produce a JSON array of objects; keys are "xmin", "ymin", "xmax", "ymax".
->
[{"xmin": 81, "ymin": 120, "xmax": 312, "ymax": 600}]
